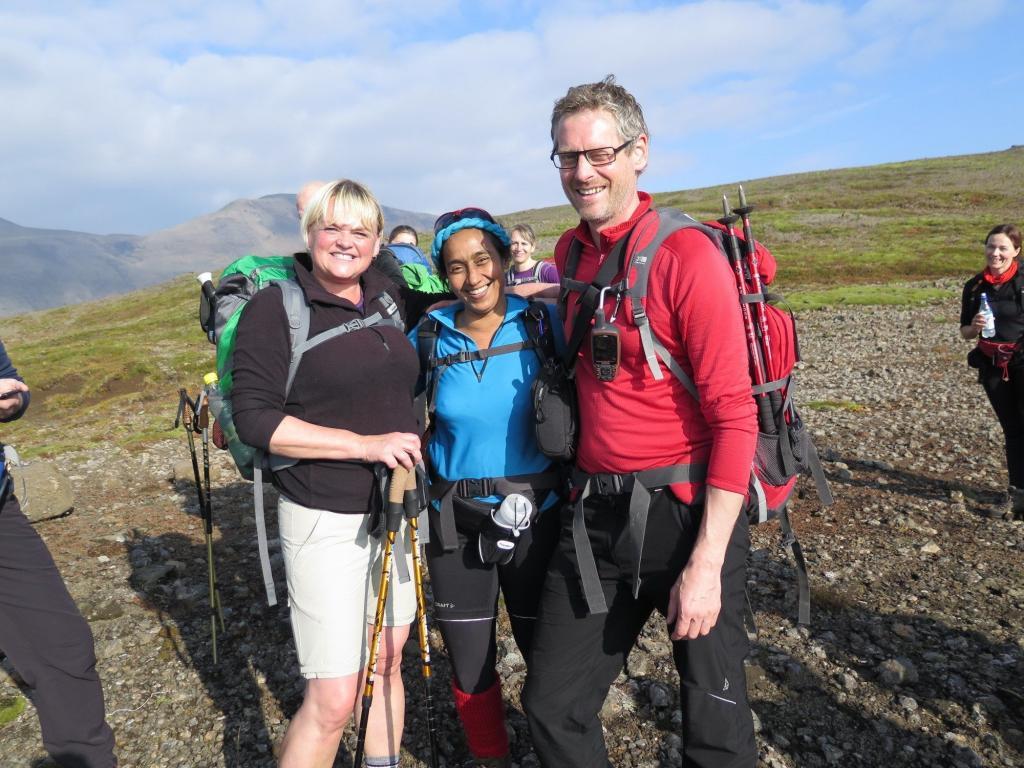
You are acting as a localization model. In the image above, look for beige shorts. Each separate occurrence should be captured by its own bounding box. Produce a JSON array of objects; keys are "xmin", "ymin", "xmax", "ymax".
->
[{"xmin": 278, "ymin": 495, "xmax": 417, "ymax": 678}]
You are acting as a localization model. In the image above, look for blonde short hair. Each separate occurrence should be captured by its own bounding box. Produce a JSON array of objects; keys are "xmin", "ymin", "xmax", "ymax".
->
[{"xmin": 300, "ymin": 179, "xmax": 385, "ymax": 248}]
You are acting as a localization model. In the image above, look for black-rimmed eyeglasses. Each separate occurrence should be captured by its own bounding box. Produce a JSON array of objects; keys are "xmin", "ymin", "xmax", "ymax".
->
[{"xmin": 550, "ymin": 139, "xmax": 635, "ymax": 170}]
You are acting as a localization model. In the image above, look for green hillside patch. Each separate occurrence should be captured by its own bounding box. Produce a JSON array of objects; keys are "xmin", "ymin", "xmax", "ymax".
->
[
  {"xmin": 784, "ymin": 284, "xmax": 954, "ymax": 311},
  {"xmin": 804, "ymin": 400, "xmax": 866, "ymax": 413},
  {"xmin": 0, "ymin": 694, "xmax": 26, "ymax": 726},
  {"xmin": 3, "ymin": 275, "xmax": 216, "ymax": 456}
]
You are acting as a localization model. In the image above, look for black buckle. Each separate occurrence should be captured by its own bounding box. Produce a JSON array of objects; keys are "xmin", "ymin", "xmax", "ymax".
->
[
  {"xmin": 456, "ymin": 478, "xmax": 494, "ymax": 497},
  {"xmin": 593, "ymin": 473, "xmax": 627, "ymax": 495}
]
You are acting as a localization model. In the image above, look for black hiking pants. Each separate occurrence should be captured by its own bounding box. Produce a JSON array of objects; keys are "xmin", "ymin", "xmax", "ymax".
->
[
  {"xmin": 0, "ymin": 491, "xmax": 116, "ymax": 768},
  {"xmin": 521, "ymin": 489, "xmax": 756, "ymax": 768},
  {"xmin": 980, "ymin": 363, "xmax": 1024, "ymax": 487}
]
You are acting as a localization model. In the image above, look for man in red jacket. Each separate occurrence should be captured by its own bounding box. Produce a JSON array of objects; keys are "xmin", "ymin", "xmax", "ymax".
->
[{"xmin": 521, "ymin": 76, "xmax": 759, "ymax": 768}]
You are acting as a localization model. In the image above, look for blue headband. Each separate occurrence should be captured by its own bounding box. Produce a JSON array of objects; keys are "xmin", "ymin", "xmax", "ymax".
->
[{"xmin": 431, "ymin": 218, "xmax": 511, "ymax": 270}]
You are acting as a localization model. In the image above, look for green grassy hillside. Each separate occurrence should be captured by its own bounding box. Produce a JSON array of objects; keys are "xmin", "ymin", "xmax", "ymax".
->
[
  {"xmin": 502, "ymin": 147, "xmax": 1024, "ymax": 285},
  {"xmin": 3, "ymin": 148, "xmax": 1020, "ymax": 456}
]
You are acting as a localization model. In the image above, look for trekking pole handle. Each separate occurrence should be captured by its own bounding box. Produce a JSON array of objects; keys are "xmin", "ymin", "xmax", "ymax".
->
[
  {"xmin": 403, "ymin": 466, "xmax": 421, "ymax": 520},
  {"xmin": 387, "ymin": 466, "xmax": 410, "ymax": 533},
  {"xmin": 196, "ymin": 272, "xmax": 216, "ymax": 302}
]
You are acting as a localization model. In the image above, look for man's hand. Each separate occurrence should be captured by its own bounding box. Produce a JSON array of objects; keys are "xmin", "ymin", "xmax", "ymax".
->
[
  {"xmin": 0, "ymin": 379, "xmax": 28, "ymax": 419},
  {"xmin": 667, "ymin": 557, "xmax": 722, "ymax": 640},
  {"xmin": 665, "ymin": 486, "xmax": 744, "ymax": 641}
]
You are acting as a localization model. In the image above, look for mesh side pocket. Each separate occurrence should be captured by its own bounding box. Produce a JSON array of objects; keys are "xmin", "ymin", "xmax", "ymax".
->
[
  {"xmin": 754, "ymin": 416, "xmax": 810, "ymax": 486},
  {"xmin": 754, "ymin": 432, "xmax": 792, "ymax": 486}
]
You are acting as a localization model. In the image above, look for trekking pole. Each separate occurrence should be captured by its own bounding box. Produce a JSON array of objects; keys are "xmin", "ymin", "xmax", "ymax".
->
[
  {"xmin": 733, "ymin": 187, "xmax": 786, "ymax": 432},
  {"xmin": 354, "ymin": 465, "xmax": 408, "ymax": 767},
  {"xmin": 175, "ymin": 388, "xmax": 226, "ymax": 664},
  {"xmin": 733, "ymin": 186, "xmax": 773, "ymax": 369},
  {"xmin": 404, "ymin": 468, "xmax": 440, "ymax": 768},
  {"xmin": 175, "ymin": 389, "xmax": 205, "ymax": 523},
  {"xmin": 719, "ymin": 197, "xmax": 775, "ymax": 433},
  {"xmin": 197, "ymin": 391, "xmax": 226, "ymax": 663}
]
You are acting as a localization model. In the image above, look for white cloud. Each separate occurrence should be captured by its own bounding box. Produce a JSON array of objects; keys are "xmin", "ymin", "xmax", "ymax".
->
[{"xmin": 0, "ymin": 0, "xmax": 1016, "ymax": 233}]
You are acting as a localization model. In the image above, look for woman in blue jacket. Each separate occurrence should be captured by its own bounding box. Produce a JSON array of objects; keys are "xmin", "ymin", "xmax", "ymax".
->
[{"xmin": 410, "ymin": 209, "xmax": 564, "ymax": 767}]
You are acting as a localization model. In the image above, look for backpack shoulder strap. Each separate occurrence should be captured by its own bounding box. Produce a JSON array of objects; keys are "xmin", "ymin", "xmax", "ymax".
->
[
  {"xmin": 275, "ymin": 279, "xmax": 312, "ymax": 397},
  {"xmin": 370, "ymin": 289, "xmax": 403, "ymax": 329},
  {"xmin": 623, "ymin": 208, "xmax": 716, "ymax": 397},
  {"xmin": 533, "ymin": 262, "xmax": 546, "ymax": 281},
  {"xmin": 558, "ymin": 238, "xmax": 588, "ymax": 320},
  {"xmin": 523, "ymin": 299, "xmax": 557, "ymax": 363},
  {"xmin": 1012, "ymin": 271, "xmax": 1024, "ymax": 313},
  {"xmin": 417, "ymin": 318, "xmax": 442, "ymax": 417}
]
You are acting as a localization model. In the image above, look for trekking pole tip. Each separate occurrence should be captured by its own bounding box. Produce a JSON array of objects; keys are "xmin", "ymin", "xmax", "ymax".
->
[
  {"xmin": 721, "ymin": 195, "xmax": 731, "ymax": 217},
  {"xmin": 197, "ymin": 272, "xmax": 213, "ymax": 285},
  {"xmin": 738, "ymin": 185, "xmax": 747, "ymax": 207}
]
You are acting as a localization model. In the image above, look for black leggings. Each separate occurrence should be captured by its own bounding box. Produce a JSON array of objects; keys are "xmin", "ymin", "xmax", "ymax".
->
[
  {"xmin": 426, "ymin": 503, "xmax": 560, "ymax": 693},
  {"xmin": 980, "ymin": 364, "xmax": 1024, "ymax": 487}
]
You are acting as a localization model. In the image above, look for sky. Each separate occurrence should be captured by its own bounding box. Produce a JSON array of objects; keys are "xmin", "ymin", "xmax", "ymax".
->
[{"xmin": 1, "ymin": 0, "xmax": 1020, "ymax": 235}]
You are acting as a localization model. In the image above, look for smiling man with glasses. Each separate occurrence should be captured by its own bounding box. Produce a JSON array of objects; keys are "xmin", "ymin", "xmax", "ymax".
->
[{"xmin": 522, "ymin": 76, "xmax": 759, "ymax": 768}]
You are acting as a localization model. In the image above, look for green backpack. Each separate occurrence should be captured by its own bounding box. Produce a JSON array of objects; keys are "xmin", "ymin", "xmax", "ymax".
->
[{"xmin": 203, "ymin": 254, "xmax": 297, "ymax": 397}]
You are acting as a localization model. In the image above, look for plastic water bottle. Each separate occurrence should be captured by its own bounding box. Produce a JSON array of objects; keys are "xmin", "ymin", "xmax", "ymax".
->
[
  {"xmin": 980, "ymin": 293, "xmax": 996, "ymax": 339},
  {"xmin": 203, "ymin": 372, "xmax": 255, "ymax": 474},
  {"xmin": 492, "ymin": 493, "xmax": 533, "ymax": 535}
]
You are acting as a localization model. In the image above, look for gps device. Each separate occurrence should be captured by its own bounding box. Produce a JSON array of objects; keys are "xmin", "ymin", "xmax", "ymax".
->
[{"xmin": 590, "ymin": 286, "xmax": 621, "ymax": 382}]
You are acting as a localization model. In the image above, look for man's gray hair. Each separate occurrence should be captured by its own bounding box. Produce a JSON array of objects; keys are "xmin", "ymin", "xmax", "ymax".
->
[{"xmin": 550, "ymin": 75, "xmax": 649, "ymax": 151}]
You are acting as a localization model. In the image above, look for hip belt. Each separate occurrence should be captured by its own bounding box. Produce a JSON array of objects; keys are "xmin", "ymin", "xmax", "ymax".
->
[
  {"xmin": 429, "ymin": 470, "xmax": 564, "ymax": 551},
  {"xmin": 570, "ymin": 463, "xmax": 706, "ymax": 615},
  {"xmin": 977, "ymin": 339, "xmax": 1019, "ymax": 381}
]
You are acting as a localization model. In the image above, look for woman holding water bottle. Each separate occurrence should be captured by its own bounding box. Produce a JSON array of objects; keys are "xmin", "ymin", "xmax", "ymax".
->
[{"xmin": 960, "ymin": 223, "xmax": 1024, "ymax": 518}]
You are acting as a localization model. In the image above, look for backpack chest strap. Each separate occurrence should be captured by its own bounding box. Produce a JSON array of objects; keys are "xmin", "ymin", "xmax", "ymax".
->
[
  {"xmin": 428, "ymin": 339, "xmax": 535, "ymax": 371},
  {"xmin": 569, "ymin": 463, "xmax": 706, "ymax": 615}
]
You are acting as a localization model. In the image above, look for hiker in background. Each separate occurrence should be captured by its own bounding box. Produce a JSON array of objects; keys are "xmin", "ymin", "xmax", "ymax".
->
[
  {"xmin": 410, "ymin": 209, "xmax": 565, "ymax": 767},
  {"xmin": 506, "ymin": 224, "xmax": 559, "ymax": 287},
  {"xmin": 0, "ymin": 340, "xmax": 118, "ymax": 768},
  {"xmin": 960, "ymin": 223, "xmax": 1024, "ymax": 519},
  {"xmin": 384, "ymin": 224, "xmax": 446, "ymax": 292},
  {"xmin": 386, "ymin": 225, "xmax": 433, "ymax": 271},
  {"xmin": 296, "ymin": 180, "xmax": 328, "ymax": 219},
  {"xmin": 388, "ymin": 225, "xmax": 419, "ymax": 248},
  {"xmin": 521, "ymin": 76, "xmax": 759, "ymax": 767},
  {"xmin": 232, "ymin": 180, "xmax": 421, "ymax": 768}
]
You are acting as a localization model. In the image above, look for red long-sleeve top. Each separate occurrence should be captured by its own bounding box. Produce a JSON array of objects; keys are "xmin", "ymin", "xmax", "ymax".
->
[{"xmin": 555, "ymin": 193, "xmax": 757, "ymax": 502}]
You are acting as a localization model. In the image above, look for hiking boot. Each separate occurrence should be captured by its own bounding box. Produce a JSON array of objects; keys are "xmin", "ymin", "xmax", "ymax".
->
[
  {"xmin": 996, "ymin": 487, "xmax": 1017, "ymax": 520},
  {"xmin": 1012, "ymin": 487, "xmax": 1024, "ymax": 521}
]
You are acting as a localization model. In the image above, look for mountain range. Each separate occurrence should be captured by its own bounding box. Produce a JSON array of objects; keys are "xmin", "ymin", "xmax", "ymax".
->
[{"xmin": 0, "ymin": 194, "xmax": 436, "ymax": 316}]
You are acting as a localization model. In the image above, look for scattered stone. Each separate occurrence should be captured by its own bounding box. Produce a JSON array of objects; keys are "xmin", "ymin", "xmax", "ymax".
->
[{"xmin": 8, "ymin": 460, "xmax": 74, "ymax": 522}]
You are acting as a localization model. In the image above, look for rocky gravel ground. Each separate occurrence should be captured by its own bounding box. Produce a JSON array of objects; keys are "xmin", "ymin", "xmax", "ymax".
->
[{"xmin": 3, "ymin": 293, "xmax": 1024, "ymax": 767}]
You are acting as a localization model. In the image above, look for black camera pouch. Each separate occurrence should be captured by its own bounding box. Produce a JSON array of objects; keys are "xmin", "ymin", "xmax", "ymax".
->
[{"xmin": 532, "ymin": 360, "xmax": 578, "ymax": 461}]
